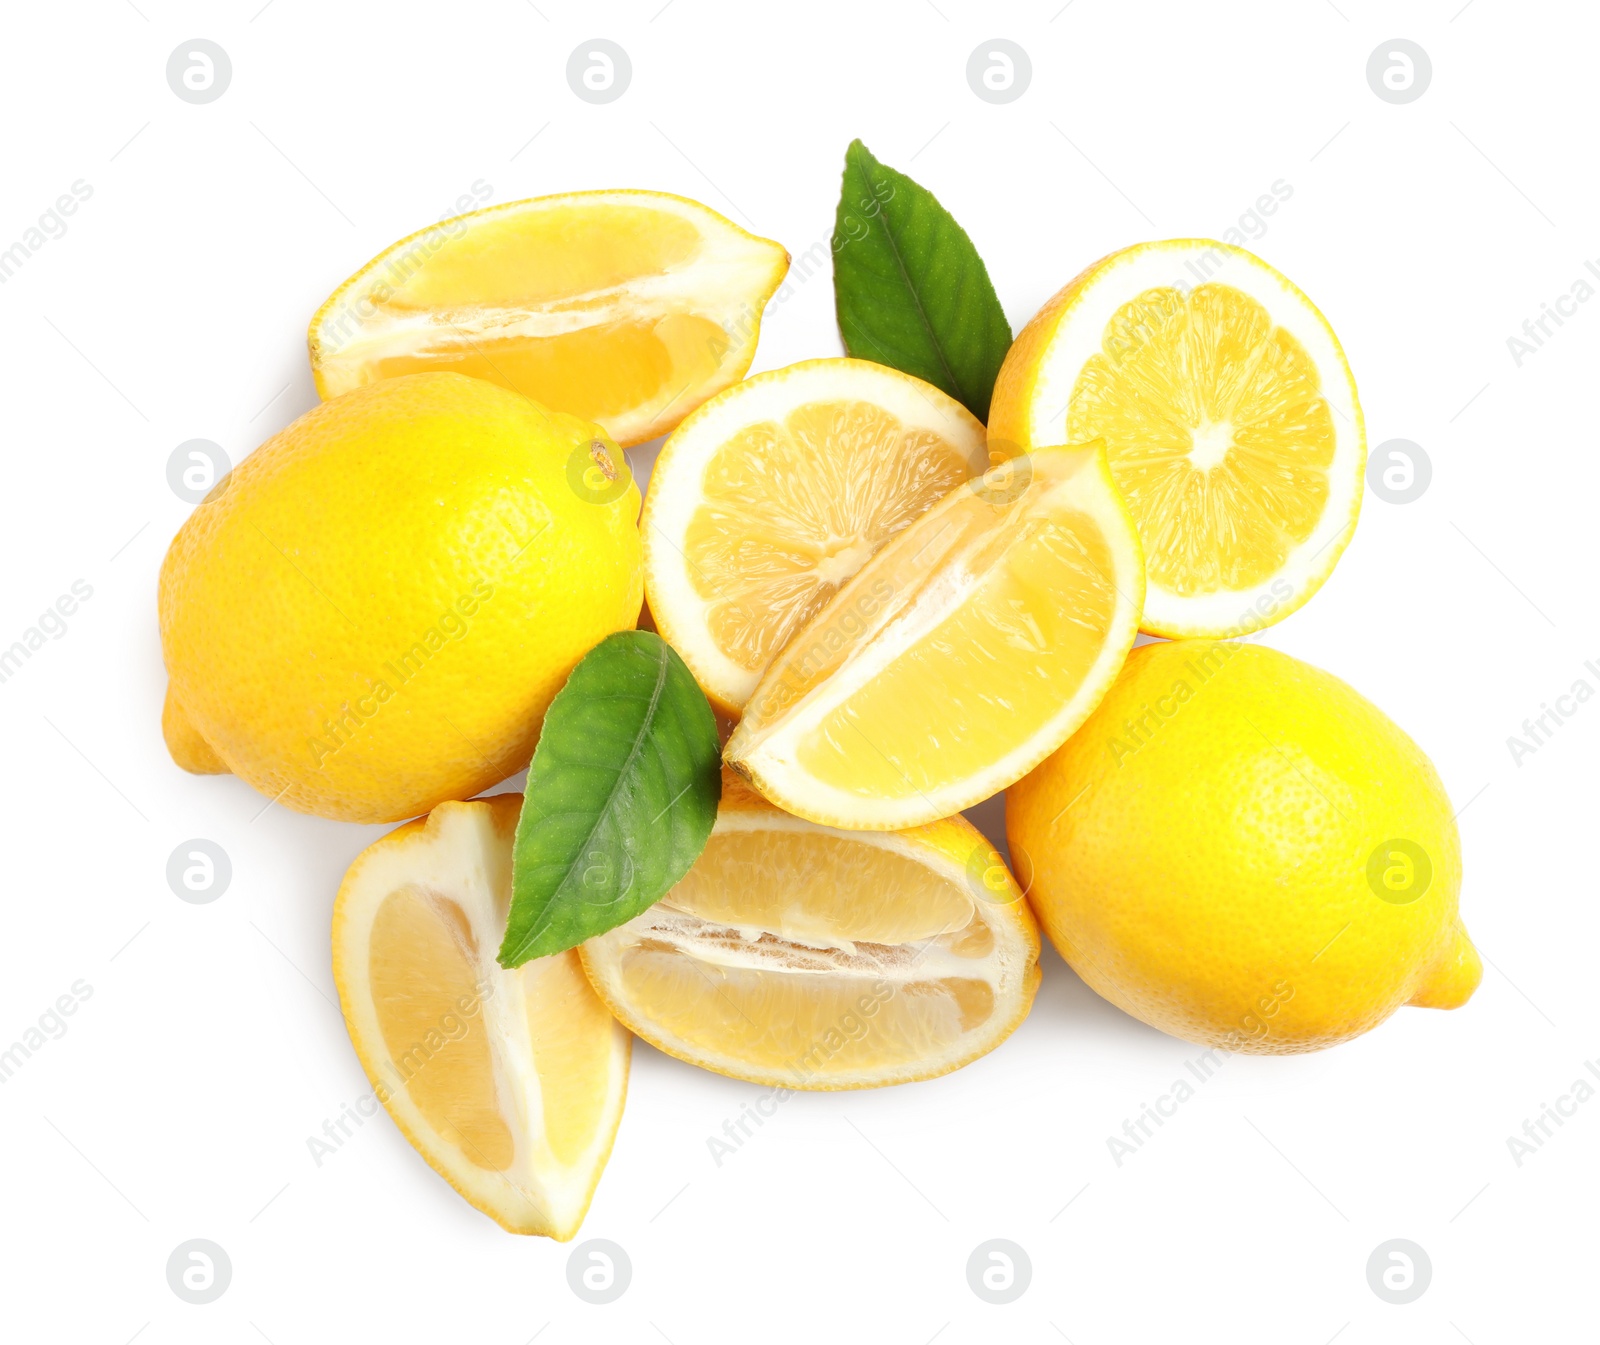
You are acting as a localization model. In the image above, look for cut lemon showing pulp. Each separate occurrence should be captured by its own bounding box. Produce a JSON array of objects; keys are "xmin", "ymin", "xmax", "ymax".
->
[
  {"xmin": 579, "ymin": 774, "xmax": 1039, "ymax": 1089},
  {"xmin": 725, "ymin": 445, "xmax": 1144, "ymax": 831},
  {"xmin": 310, "ymin": 191, "xmax": 789, "ymax": 447},
  {"xmin": 642, "ymin": 358, "xmax": 990, "ymax": 714},
  {"xmin": 333, "ymin": 794, "xmax": 629, "ymax": 1239},
  {"xmin": 988, "ymin": 240, "xmax": 1364, "ymax": 638}
]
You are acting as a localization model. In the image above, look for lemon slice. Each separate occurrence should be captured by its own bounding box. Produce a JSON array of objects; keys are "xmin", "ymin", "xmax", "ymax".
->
[
  {"xmin": 724, "ymin": 445, "xmax": 1144, "ymax": 831},
  {"xmin": 642, "ymin": 358, "xmax": 990, "ymax": 714},
  {"xmin": 309, "ymin": 190, "xmax": 789, "ymax": 447},
  {"xmin": 988, "ymin": 240, "xmax": 1364, "ymax": 637},
  {"xmin": 579, "ymin": 774, "xmax": 1039, "ymax": 1089},
  {"xmin": 332, "ymin": 794, "xmax": 629, "ymax": 1239}
]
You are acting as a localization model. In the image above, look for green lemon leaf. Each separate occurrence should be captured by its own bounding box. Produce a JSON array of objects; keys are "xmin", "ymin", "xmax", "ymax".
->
[
  {"xmin": 497, "ymin": 630, "xmax": 720, "ymax": 967},
  {"xmin": 832, "ymin": 138, "xmax": 1013, "ymax": 422}
]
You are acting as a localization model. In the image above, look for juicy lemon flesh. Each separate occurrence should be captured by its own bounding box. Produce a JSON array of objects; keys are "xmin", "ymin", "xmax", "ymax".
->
[
  {"xmin": 585, "ymin": 821, "xmax": 1025, "ymax": 1086},
  {"xmin": 314, "ymin": 199, "xmax": 787, "ymax": 446},
  {"xmin": 668, "ymin": 826, "xmax": 983, "ymax": 949},
  {"xmin": 618, "ymin": 946, "xmax": 994, "ymax": 1079},
  {"xmin": 382, "ymin": 205, "xmax": 702, "ymax": 308},
  {"xmin": 1067, "ymin": 283, "xmax": 1334, "ymax": 597},
  {"xmin": 369, "ymin": 312, "xmax": 730, "ymax": 427},
  {"xmin": 365, "ymin": 884, "xmax": 616, "ymax": 1175},
  {"xmin": 520, "ymin": 952, "xmax": 619, "ymax": 1167},
  {"xmin": 762, "ymin": 479, "xmax": 1118, "ymax": 801},
  {"xmin": 683, "ymin": 399, "xmax": 975, "ymax": 673},
  {"xmin": 369, "ymin": 883, "xmax": 513, "ymax": 1171}
]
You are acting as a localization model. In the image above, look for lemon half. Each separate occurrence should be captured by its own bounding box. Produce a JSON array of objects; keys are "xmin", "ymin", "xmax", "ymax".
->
[{"xmin": 989, "ymin": 240, "xmax": 1364, "ymax": 638}]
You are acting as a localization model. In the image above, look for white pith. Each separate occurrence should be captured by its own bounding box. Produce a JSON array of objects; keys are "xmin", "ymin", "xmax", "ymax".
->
[{"xmin": 1187, "ymin": 419, "xmax": 1234, "ymax": 470}]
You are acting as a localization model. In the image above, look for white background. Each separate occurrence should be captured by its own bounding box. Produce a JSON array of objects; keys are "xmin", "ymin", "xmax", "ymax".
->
[{"xmin": 1, "ymin": 1, "xmax": 1593, "ymax": 1340}]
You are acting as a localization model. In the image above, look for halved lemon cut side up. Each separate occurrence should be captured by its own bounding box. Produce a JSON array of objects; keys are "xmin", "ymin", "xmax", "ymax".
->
[
  {"xmin": 724, "ymin": 445, "xmax": 1144, "ymax": 831},
  {"xmin": 579, "ymin": 776, "xmax": 1040, "ymax": 1089},
  {"xmin": 309, "ymin": 190, "xmax": 790, "ymax": 447},
  {"xmin": 987, "ymin": 240, "xmax": 1364, "ymax": 638},
  {"xmin": 333, "ymin": 795, "xmax": 629, "ymax": 1239},
  {"xmin": 643, "ymin": 358, "xmax": 990, "ymax": 714}
]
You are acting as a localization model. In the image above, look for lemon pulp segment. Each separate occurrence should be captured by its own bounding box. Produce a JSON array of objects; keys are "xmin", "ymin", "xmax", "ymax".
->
[
  {"xmin": 579, "ymin": 794, "xmax": 1039, "ymax": 1090},
  {"xmin": 1068, "ymin": 282, "xmax": 1335, "ymax": 597},
  {"xmin": 684, "ymin": 399, "xmax": 976, "ymax": 672}
]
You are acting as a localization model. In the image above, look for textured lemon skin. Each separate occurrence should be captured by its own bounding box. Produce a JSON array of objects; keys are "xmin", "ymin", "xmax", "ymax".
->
[
  {"xmin": 159, "ymin": 372, "xmax": 642, "ymax": 823},
  {"xmin": 161, "ymin": 683, "xmax": 227, "ymax": 773},
  {"xmin": 1007, "ymin": 641, "xmax": 1479, "ymax": 1054}
]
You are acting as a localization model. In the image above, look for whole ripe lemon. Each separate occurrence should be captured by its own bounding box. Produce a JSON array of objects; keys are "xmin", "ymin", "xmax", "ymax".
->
[
  {"xmin": 159, "ymin": 372, "xmax": 643, "ymax": 823},
  {"xmin": 1007, "ymin": 640, "xmax": 1480, "ymax": 1053}
]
